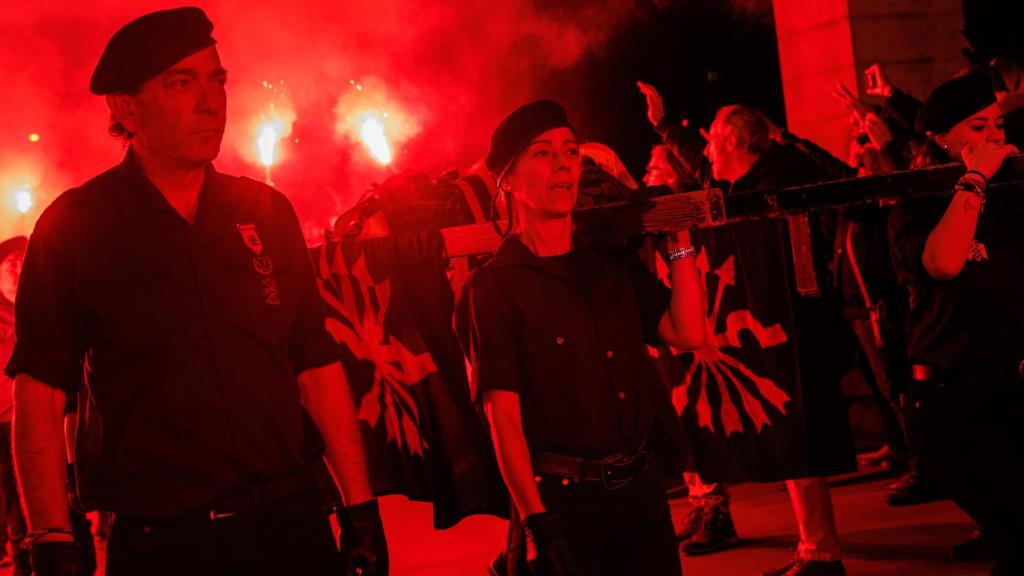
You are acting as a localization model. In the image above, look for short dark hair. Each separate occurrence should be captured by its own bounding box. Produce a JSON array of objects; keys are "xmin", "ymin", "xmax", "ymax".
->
[
  {"xmin": 715, "ymin": 105, "xmax": 771, "ymax": 154},
  {"xmin": 108, "ymin": 114, "xmax": 134, "ymax": 142}
]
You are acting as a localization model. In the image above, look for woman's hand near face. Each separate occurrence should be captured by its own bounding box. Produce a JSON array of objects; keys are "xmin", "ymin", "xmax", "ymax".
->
[{"xmin": 962, "ymin": 142, "xmax": 1020, "ymax": 181}]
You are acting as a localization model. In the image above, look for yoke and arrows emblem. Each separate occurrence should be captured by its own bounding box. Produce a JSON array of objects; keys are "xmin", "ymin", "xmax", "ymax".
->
[{"xmin": 671, "ymin": 249, "xmax": 791, "ymax": 436}]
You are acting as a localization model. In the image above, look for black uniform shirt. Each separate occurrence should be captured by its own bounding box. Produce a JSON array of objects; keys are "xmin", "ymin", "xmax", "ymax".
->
[
  {"xmin": 6, "ymin": 152, "xmax": 338, "ymax": 518},
  {"xmin": 465, "ymin": 235, "xmax": 670, "ymax": 456},
  {"xmin": 889, "ymin": 191, "xmax": 1024, "ymax": 380}
]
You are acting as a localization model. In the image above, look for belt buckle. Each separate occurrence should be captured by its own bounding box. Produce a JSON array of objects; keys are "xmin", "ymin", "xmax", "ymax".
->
[
  {"xmin": 599, "ymin": 451, "xmax": 645, "ymax": 490},
  {"xmin": 209, "ymin": 509, "xmax": 238, "ymax": 521}
]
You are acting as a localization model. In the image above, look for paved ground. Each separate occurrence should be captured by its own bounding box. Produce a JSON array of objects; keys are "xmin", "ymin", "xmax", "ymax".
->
[{"xmin": 0, "ymin": 472, "xmax": 990, "ymax": 575}]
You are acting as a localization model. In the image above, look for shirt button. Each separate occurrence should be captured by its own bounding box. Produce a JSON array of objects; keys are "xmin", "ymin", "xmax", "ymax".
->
[
  {"xmin": 606, "ymin": 350, "xmax": 614, "ymax": 358},
  {"xmin": 556, "ymin": 337, "xmax": 564, "ymax": 345},
  {"xmin": 618, "ymin": 392, "xmax": 626, "ymax": 400},
  {"xmin": 533, "ymin": 475, "xmax": 542, "ymax": 483}
]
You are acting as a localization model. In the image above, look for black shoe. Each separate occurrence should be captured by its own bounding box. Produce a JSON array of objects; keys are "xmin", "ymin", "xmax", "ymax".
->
[
  {"xmin": 762, "ymin": 557, "xmax": 847, "ymax": 576},
  {"xmin": 676, "ymin": 505, "xmax": 704, "ymax": 542},
  {"xmin": 681, "ymin": 503, "xmax": 739, "ymax": 556},
  {"xmin": 885, "ymin": 472, "xmax": 945, "ymax": 506},
  {"xmin": 950, "ymin": 530, "xmax": 993, "ymax": 563},
  {"xmin": 487, "ymin": 550, "xmax": 508, "ymax": 576}
]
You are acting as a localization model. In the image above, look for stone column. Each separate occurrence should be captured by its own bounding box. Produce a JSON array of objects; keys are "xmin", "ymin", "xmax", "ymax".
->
[{"xmin": 773, "ymin": 0, "xmax": 964, "ymax": 158}]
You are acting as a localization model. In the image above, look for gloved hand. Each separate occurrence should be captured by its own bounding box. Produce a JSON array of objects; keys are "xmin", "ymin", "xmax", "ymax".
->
[
  {"xmin": 337, "ymin": 499, "xmax": 389, "ymax": 576},
  {"xmin": 522, "ymin": 512, "xmax": 575, "ymax": 576},
  {"xmin": 29, "ymin": 541, "xmax": 85, "ymax": 576}
]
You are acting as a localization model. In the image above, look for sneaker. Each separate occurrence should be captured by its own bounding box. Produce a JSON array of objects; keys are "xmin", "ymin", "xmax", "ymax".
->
[
  {"xmin": 487, "ymin": 550, "xmax": 508, "ymax": 576},
  {"xmin": 676, "ymin": 505, "xmax": 704, "ymax": 542},
  {"xmin": 950, "ymin": 530, "xmax": 993, "ymax": 562},
  {"xmin": 762, "ymin": 557, "xmax": 847, "ymax": 576},
  {"xmin": 885, "ymin": 472, "xmax": 945, "ymax": 506},
  {"xmin": 681, "ymin": 503, "xmax": 739, "ymax": 556}
]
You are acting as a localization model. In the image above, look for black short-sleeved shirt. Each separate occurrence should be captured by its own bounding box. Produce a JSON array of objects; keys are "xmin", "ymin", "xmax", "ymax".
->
[
  {"xmin": 465, "ymin": 235, "xmax": 671, "ymax": 456},
  {"xmin": 5, "ymin": 152, "xmax": 338, "ymax": 518},
  {"xmin": 889, "ymin": 191, "xmax": 1024, "ymax": 380}
]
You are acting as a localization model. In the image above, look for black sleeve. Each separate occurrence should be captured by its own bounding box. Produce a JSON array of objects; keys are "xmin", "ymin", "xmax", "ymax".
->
[
  {"xmin": 656, "ymin": 118, "xmax": 713, "ymax": 187},
  {"xmin": 279, "ymin": 197, "xmax": 338, "ymax": 375},
  {"xmin": 627, "ymin": 253, "xmax": 671, "ymax": 347},
  {"xmin": 883, "ymin": 89, "xmax": 923, "ymax": 134},
  {"xmin": 466, "ymin": 270, "xmax": 525, "ymax": 401},
  {"xmin": 887, "ymin": 197, "xmax": 944, "ymax": 283},
  {"xmin": 5, "ymin": 209, "xmax": 83, "ymax": 394},
  {"xmin": 784, "ymin": 132, "xmax": 857, "ymax": 181}
]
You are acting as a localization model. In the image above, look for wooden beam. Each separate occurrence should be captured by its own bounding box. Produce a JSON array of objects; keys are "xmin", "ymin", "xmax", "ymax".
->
[{"xmin": 439, "ymin": 155, "xmax": 1024, "ymax": 257}]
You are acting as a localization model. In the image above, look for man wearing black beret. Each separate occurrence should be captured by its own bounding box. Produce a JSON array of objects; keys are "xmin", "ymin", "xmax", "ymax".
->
[{"xmin": 7, "ymin": 7, "xmax": 388, "ymax": 576}]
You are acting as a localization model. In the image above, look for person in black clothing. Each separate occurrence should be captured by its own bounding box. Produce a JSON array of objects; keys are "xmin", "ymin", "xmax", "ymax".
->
[
  {"xmin": 7, "ymin": 8, "xmax": 387, "ymax": 576},
  {"xmin": 464, "ymin": 99, "xmax": 705, "ymax": 576},
  {"xmin": 889, "ymin": 69, "xmax": 1023, "ymax": 575},
  {"xmin": 639, "ymin": 82, "xmax": 856, "ymax": 576}
]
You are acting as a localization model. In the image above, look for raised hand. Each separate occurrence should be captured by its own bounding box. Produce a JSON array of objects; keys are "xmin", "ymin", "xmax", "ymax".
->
[
  {"xmin": 637, "ymin": 81, "xmax": 665, "ymax": 127},
  {"xmin": 864, "ymin": 63, "xmax": 894, "ymax": 98},
  {"xmin": 863, "ymin": 113, "xmax": 892, "ymax": 148}
]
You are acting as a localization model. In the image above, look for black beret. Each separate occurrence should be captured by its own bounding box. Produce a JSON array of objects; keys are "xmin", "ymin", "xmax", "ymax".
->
[
  {"xmin": 916, "ymin": 69, "xmax": 997, "ymax": 134},
  {"xmin": 0, "ymin": 236, "xmax": 27, "ymax": 262},
  {"xmin": 90, "ymin": 7, "xmax": 217, "ymax": 95},
  {"xmin": 486, "ymin": 99, "xmax": 576, "ymax": 180}
]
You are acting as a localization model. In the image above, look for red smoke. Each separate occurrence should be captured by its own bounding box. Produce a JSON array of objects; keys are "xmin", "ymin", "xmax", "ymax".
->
[{"xmin": 1, "ymin": 0, "xmax": 646, "ymax": 242}]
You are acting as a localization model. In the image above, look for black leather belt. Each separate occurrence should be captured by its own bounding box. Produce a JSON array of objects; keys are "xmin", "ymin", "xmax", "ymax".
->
[
  {"xmin": 532, "ymin": 447, "xmax": 650, "ymax": 490},
  {"xmin": 120, "ymin": 470, "xmax": 322, "ymax": 525}
]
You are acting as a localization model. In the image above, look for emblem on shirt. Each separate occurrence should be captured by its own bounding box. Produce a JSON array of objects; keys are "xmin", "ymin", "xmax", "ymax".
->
[
  {"xmin": 237, "ymin": 223, "xmax": 279, "ymax": 306},
  {"xmin": 236, "ymin": 223, "xmax": 275, "ymax": 276},
  {"xmin": 968, "ymin": 239, "xmax": 988, "ymax": 262}
]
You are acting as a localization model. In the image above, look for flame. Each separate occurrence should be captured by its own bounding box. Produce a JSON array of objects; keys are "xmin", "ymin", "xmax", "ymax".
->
[
  {"xmin": 358, "ymin": 115, "xmax": 392, "ymax": 165},
  {"xmin": 334, "ymin": 77, "xmax": 422, "ymax": 168},
  {"xmin": 257, "ymin": 122, "xmax": 280, "ymax": 167},
  {"xmin": 13, "ymin": 188, "xmax": 33, "ymax": 214}
]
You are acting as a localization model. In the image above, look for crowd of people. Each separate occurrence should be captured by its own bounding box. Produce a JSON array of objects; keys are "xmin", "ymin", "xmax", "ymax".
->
[{"xmin": 1, "ymin": 5, "xmax": 1022, "ymax": 576}]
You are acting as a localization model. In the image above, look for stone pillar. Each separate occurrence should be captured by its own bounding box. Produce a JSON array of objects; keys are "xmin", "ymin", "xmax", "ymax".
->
[{"xmin": 773, "ymin": 0, "xmax": 964, "ymax": 159}]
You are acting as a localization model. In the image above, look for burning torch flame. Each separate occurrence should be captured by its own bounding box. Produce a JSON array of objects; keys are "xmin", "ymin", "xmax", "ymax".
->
[
  {"xmin": 359, "ymin": 116, "xmax": 392, "ymax": 165},
  {"xmin": 257, "ymin": 122, "xmax": 280, "ymax": 167},
  {"xmin": 13, "ymin": 188, "xmax": 33, "ymax": 214}
]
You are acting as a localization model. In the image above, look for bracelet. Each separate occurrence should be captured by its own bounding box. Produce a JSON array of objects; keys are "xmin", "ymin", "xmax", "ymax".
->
[
  {"xmin": 664, "ymin": 245, "xmax": 697, "ymax": 263},
  {"xmin": 963, "ymin": 169, "xmax": 989, "ymax": 187},
  {"xmin": 955, "ymin": 177, "xmax": 986, "ymax": 197}
]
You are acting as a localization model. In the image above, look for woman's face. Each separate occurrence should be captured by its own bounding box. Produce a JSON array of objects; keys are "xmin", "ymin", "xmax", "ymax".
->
[
  {"xmin": 505, "ymin": 127, "xmax": 580, "ymax": 221},
  {"xmin": 0, "ymin": 251, "xmax": 24, "ymax": 303},
  {"xmin": 937, "ymin": 102, "xmax": 1005, "ymax": 159},
  {"xmin": 643, "ymin": 146, "xmax": 679, "ymax": 190}
]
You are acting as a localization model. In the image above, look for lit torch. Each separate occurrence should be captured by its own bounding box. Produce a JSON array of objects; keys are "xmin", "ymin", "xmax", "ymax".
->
[
  {"xmin": 11, "ymin": 186, "xmax": 33, "ymax": 214},
  {"xmin": 257, "ymin": 121, "xmax": 280, "ymax": 185},
  {"xmin": 334, "ymin": 77, "xmax": 421, "ymax": 168},
  {"xmin": 358, "ymin": 114, "xmax": 392, "ymax": 165}
]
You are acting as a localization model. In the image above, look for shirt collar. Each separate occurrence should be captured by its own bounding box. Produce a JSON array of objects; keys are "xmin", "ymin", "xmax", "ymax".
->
[{"xmin": 116, "ymin": 148, "xmax": 218, "ymax": 216}]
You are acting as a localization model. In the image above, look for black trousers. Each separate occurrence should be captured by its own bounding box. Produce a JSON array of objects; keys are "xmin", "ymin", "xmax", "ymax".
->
[
  {"xmin": 106, "ymin": 494, "xmax": 339, "ymax": 576},
  {"xmin": 0, "ymin": 423, "xmax": 27, "ymax": 550},
  {"xmin": 507, "ymin": 467, "xmax": 682, "ymax": 576},
  {"xmin": 906, "ymin": 375, "xmax": 1024, "ymax": 574}
]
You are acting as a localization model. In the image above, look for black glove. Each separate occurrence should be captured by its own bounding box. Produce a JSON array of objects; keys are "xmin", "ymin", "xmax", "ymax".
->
[
  {"xmin": 29, "ymin": 541, "xmax": 85, "ymax": 576},
  {"xmin": 522, "ymin": 512, "xmax": 575, "ymax": 576},
  {"xmin": 337, "ymin": 499, "xmax": 389, "ymax": 576}
]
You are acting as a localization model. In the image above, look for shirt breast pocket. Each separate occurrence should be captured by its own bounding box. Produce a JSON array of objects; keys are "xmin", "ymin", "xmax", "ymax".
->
[{"xmin": 76, "ymin": 253, "xmax": 179, "ymax": 348}]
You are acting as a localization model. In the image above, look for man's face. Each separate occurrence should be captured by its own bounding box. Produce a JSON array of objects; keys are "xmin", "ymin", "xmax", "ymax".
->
[
  {"xmin": 703, "ymin": 120, "xmax": 732, "ymax": 182},
  {"xmin": 122, "ymin": 46, "xmax": 227, "ymax": 168},
  {"xmin": 0, "ymin": 251, "xmax": 24, "ymax": 303},
  {"xmin": 506, "ymin": 127, "xmax": 581, "ymax": 221}
]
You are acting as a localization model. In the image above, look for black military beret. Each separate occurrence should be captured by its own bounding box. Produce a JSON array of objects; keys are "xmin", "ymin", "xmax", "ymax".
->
[
  {"xmin": 916, "ymin": 69, "xmax": 997, "ymax": 134},
  {"xmin": 90, "ymin": 7, "xmax": 217, "ymax": 95},
  {"xmin": 486, "ymin": 99, "xmax": 576, "ymax": 180}
]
